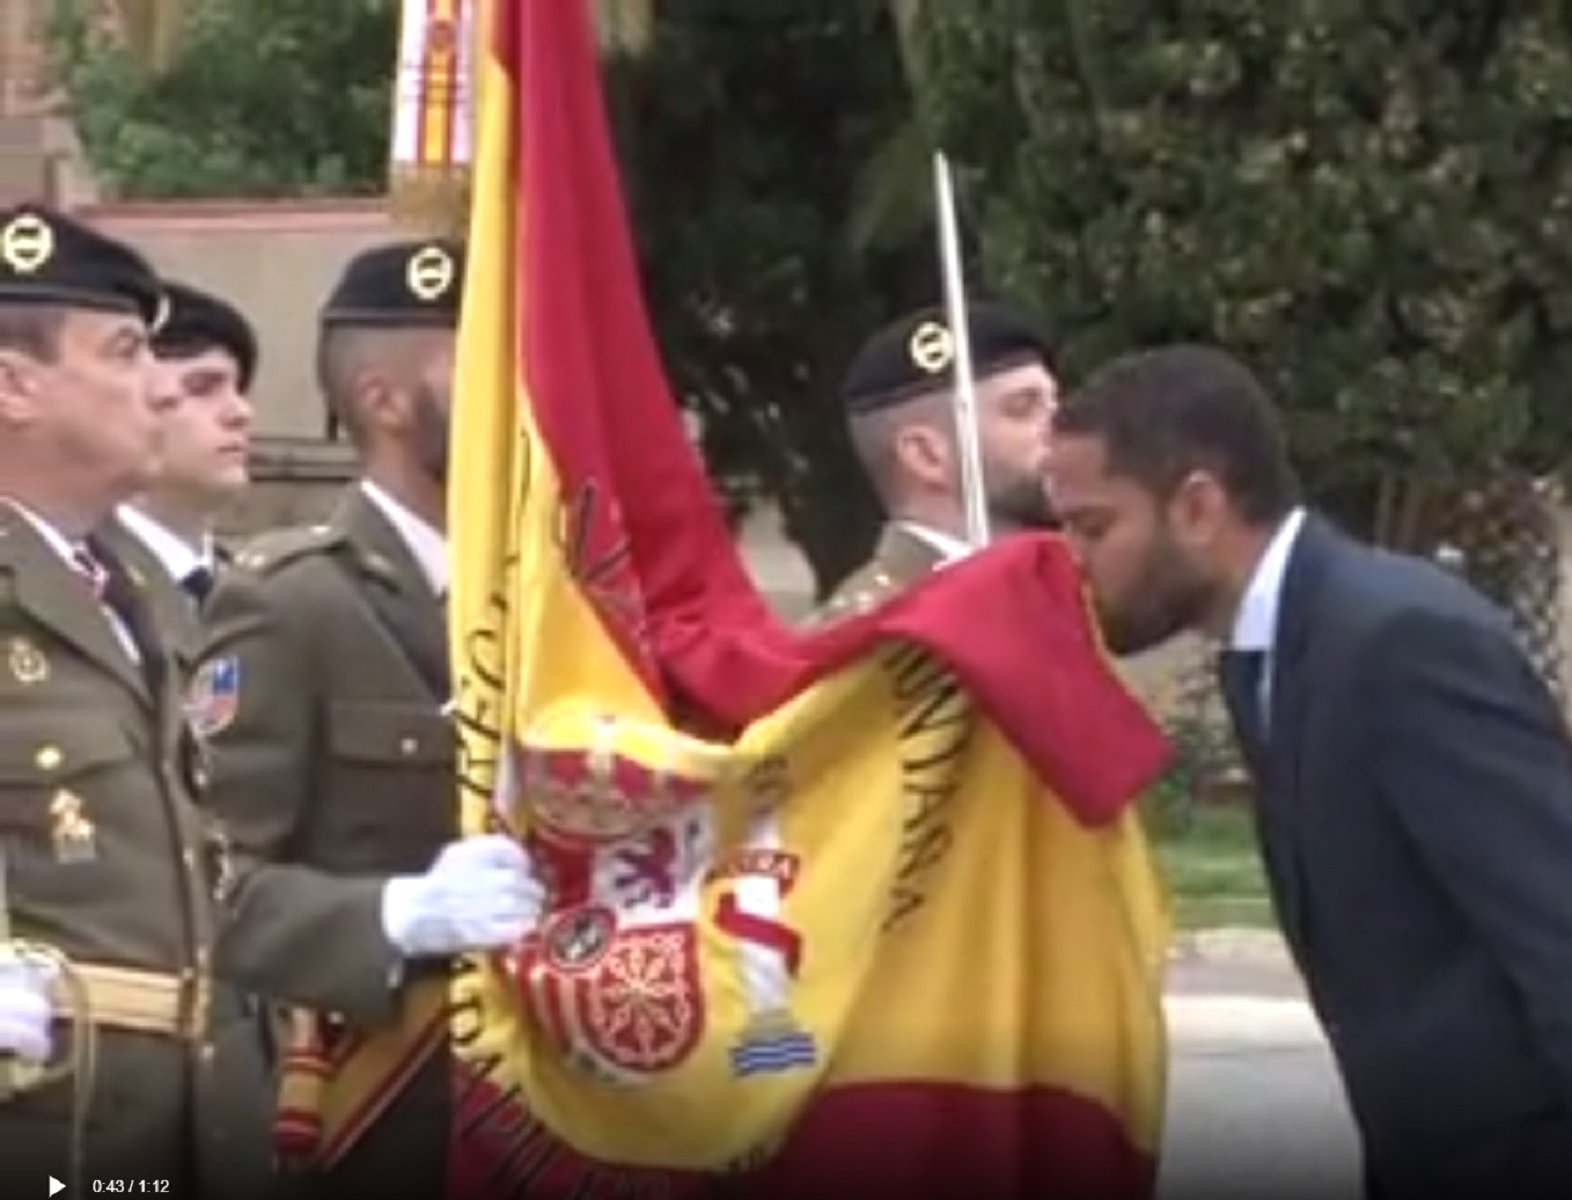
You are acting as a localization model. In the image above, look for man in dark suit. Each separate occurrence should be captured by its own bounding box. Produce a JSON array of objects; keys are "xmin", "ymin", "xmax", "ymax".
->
[{"xmin": 1046, "ymin": 343, "xmax": 1572, "ymax": 1198}]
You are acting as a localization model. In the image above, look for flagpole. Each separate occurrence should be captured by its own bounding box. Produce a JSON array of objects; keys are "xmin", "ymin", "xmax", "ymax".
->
[{"xmin": 932, "ymin": 151, "xmax": 991, "ymax": 550}]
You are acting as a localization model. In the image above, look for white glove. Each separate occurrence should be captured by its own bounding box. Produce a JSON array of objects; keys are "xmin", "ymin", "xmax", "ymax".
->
[
  {"xmin": 380, "ymin": 834, "xmax": 544, "ymax": 959},
  {"xmin": 0, "ymin": 955, "xmax": 55, "ymax": 1063}
]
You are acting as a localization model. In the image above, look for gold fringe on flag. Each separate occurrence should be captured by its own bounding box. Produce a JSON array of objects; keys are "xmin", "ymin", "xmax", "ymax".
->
[{"xmin": 388, "ymin": 0, "xmax": 481, "ymax": 237}]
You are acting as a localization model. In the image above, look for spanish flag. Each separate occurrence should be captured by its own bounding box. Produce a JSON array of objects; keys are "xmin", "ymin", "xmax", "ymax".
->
[{"xmin": 445, "ymin": 3, "xmax": 1173, "ymax": 1199}]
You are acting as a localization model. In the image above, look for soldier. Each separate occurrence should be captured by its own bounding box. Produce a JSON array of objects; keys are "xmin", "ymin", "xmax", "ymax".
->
[
  {"xmin": 193, "ymin": 239, "xmax": 541, "ymax": 1197},
  {"xmin": 97, "ymin": 278, "xmax": 275, "ymax": 1184},
  {"xmin": 0, "ymin": 203, "xmax": 251, "ymax": 1194},
  {"xmin": 818, "ymin": 301, "xmax": 1060, "ymax": 619},
  {"xmin": 99, "ymin": 279, "xmax": 258, "ymax": 663}
]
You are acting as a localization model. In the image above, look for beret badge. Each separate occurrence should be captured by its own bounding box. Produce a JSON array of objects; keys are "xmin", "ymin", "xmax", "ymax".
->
[{"xmin": 906, "ymin": 319, "xmax": 955, "ymax": 375}]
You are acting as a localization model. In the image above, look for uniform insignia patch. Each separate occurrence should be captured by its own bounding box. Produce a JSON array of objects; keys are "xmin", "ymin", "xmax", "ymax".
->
[
  {"xmin": 406, "ymin": 243, "xmax": 456, "ymax": 301},
  {"xmin": 49, "ymin": 789, "xmax": 96, "ymax": 863},
  {"xmin": 204, "ymin": 819, "xmax": 236, "ymax": 904},
  {"xmin": 187, "ymin": 656, "xmax": 241, "ymax": 737},
  {"xmin": 907, "ymin": 318, "xmax": 955, "ymax": 374},
  {"xmin": 0, "ymin": 212, "xmax": 54, "ymax": 275},
  {"xmin": 7, "ymin": 636, "xmax": 48, "ymax": 685}
]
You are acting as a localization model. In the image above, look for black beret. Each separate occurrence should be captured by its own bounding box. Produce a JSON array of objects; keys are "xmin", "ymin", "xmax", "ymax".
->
[
  {"xmin": 153, "ymin": 280, "xmax": 259, "ymax": 392},
  {"xmin": 839, "ymin": 300, "xmax": 1053, "ymax": 414},
  {"xmin": 0, "ymin": 202, "xmax": 163, "ymax": 327},
  {"xmin": 320, "ymin": 238, "xmax": 465, "ymax": 329}
]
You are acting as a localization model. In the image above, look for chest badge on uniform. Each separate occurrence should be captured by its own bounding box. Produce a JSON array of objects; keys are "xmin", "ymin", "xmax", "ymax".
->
[
  {"xmin": 186, "ymin": 655, "xmax": 241, "ymax": 738},
  {"xmin": 49, "ymin": 789, "xmax": 96, "ymax": 863},
  {"xmin": 7, "ymin": 636, "xmax": 48, "ymax": 685}
]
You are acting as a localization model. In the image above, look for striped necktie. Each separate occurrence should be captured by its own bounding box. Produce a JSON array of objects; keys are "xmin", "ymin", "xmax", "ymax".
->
[{"xmin": 71, "ymin": 546, "xmax": 109, "ymax": 599}]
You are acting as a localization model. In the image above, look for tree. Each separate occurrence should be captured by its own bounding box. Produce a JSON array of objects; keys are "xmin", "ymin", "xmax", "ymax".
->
[
  {"xmin": 52, "ymin": 0, "xmax": 934, "ymax": 596},
  {"xmin": 602, "ymin": 0, "xmax": 939, "ymax": 595},
  {"xmin": 915, "ymin": 0, "xmax": 1572, "ymax": 690},
  {"xmin": 116, "ymin": 0, "xmax": 186, "ymax": 71},
  {"xmin": 48, "ymin": 0, "xmax": 397, "ymax": 198}
]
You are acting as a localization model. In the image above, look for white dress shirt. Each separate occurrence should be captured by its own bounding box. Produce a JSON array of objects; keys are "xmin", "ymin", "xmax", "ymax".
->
[
  {"xmin": 3, "ymin": 498, "xmax": 139, "ymax": 661},
  {"xmin": 1228, "ymin": 506, "xmax": 1307, "ymax": 724},
  {"xmin": 360, "ymin": 480, "xmax": 448, "ymax": 597},
  {"xmin": 898, "ymin": 520, "xmax": 975, "ymax": 566},
  {"xmin": 116, "ymin": 503, "xmax": 214, "ymax": 594}
]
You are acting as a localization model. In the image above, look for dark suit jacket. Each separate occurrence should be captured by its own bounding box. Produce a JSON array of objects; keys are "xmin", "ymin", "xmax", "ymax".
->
[{"xmin": 1233, "ymin": 514, "xmax": 1572, "ymax": 1198}]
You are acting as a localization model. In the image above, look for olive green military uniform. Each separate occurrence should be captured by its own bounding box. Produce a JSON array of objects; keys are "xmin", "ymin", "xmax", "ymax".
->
[
  {"xmin": 813, "ymin": 524, "xmax": 948, "ymax": 624},
  {"xmin": 107, "ymin": 271, "xmax": 254, "ymax": 672},
  {"xmin": 195, "ymin": 485, "xmax": 455, "ymax": 1196},
  {"xmin": 815, "ymin": 299, "xmax": 1056, "ymax": 627},
  {"xmin": 95, "ymin": 515, "xmax": 218, "ymax": 669},
  {"xmin": 0, "ymin": 200, "xmax": 266, "ymax": 1199},
  {"xmin": 94, "ymin": 512, "xmax": 276, "ymax": 1193},
  {"xmin": 0, "ymin": 506, "xmax": 236, "ymax": 1193}
]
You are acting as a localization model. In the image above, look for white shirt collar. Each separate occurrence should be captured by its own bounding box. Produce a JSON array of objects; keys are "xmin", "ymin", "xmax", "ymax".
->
[
  {"xmin": 897, "ymin": 520, "xmax": 975, "ymax": 564},
  {"xmin": 360, "ymin": 480, "xmax": 448, "ymax": 596},
  {"xmin": 2, "ymin": 498, "xmax": 81, "ymax": 567},
  {"xmin": 1229, "ymin": 507, "xmax": 1306, "ymax": 652},
  {"xmin": 115, "ymin": 504, "xmax": 211, "ymax": 584}
]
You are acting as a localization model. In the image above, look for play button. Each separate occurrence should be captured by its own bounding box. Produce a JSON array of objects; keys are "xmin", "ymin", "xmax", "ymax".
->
[{"xmin": 48, "ymin": 1178, "xmax": 63, "ymax": 1196}]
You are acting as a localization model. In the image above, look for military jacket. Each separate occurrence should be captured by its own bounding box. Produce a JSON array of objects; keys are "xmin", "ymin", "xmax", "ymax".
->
[
  {"xmin": 194, "ymin": 485, "xmax": 456, "ymax": 1026},
  {"xmin": 95, "ymin": 513, "xmax": 229, "ymax": 676},
  {"xmin": 0, "ymin": 502, "xmax": 240, "ymax": 1186},
  {"xmin": 0, "ymin": 504, "xmax": 215, "ymax": 977},
  {"xmin": 811, "ymin": 523, "xmax": 948, "ymax": 625}
]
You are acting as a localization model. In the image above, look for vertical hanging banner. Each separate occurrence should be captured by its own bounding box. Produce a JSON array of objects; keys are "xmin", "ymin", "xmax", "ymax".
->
[
  {"xmin": 389, "ymin": 0, "xmax": 479, "ymax": 234},
  {"xmin": 444, "ymin": 2, "xmax": 1174, "ymax": 1199}
]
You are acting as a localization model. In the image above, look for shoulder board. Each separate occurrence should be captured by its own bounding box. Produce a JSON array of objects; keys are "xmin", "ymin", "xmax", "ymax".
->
[
  {"xmin": 810, "ymin": 563, "xmax": 896, "ymax": 625},
  {"xmin": 230, "ymin": 522, "xmax": 346, "ymax": 575}
]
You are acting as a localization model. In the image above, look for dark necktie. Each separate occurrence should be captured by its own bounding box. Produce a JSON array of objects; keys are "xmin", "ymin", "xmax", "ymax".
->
[
  {"xmin": 71, "ymin": 546, "xmax": 109, "ymax": 599},
  {"xmin": 182, "ymin": 564, "xmax": 215, "ymax": 606},
  {"xmin": 1216, "ymin": 648, "xmax": 1269, "ymax": 770},
  {"xmin": 81, "ymin": 538, "xmax": 167, "ymax": 695}
]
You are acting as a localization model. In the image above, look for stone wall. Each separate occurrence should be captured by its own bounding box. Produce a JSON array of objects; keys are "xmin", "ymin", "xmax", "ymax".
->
[{"xmin": 81, "ymin": 199, "xmax": 400, "ymax": 441}]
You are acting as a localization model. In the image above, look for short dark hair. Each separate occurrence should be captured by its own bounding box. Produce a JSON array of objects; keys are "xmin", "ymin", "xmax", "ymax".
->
[
  {"xmin": 316, "ymin": 324, "xmax": 441, "ymax": 446},
  {"xmin": 0, "ymin": 303, "xmax": 65, "ymax": 362},
  {"xmin": 316, "ymin": 325, "xmax": 373, "ymax": 446},
  {"xmin": 1055, "ymin": 344, "xmax": 1300, "ymax": 525},
  {"xmin": 156, "ymin": 334, "xmax": 233, "ymax": 367}
]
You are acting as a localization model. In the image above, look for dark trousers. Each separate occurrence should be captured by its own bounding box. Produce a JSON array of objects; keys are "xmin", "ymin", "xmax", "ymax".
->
[
  {"xmin": 0, "ymin": 1031, "xmax": 195, "ymax": 1196},
  {"xmin": 1364, "ymin": 1108, "xmax": 1572, "ymax": 1200}
]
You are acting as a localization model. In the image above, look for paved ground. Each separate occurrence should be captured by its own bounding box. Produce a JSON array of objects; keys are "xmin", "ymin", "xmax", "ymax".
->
[{"xmin": 1158, "ymin": 932, "xmax": 1364, "ymax": 1199}]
